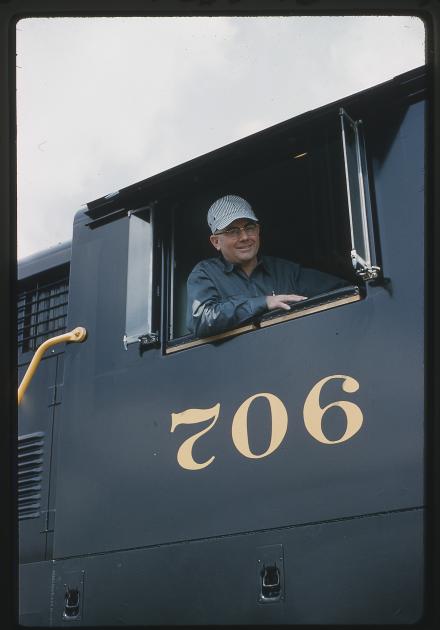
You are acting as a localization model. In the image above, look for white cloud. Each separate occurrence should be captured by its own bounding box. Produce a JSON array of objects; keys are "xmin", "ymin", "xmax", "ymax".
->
[{"xmin": 16, "ymin": 15, "xmax": 425, "ymax": 259}]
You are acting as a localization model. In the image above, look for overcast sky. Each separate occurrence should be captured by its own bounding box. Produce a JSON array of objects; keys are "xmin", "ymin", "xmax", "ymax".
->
[{"xmin": 16, "ymin": 15, "xmax": 425, "ymax": 260}]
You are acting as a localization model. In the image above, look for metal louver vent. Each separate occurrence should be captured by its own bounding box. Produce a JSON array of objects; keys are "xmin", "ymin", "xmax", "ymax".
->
[
  {"xmin": 18, "ymin": 431, "xmax": 44, "ymax": 520},
  {"xmin": 18, "ymin": 271, "xmax": 69, "ymax": 353}
]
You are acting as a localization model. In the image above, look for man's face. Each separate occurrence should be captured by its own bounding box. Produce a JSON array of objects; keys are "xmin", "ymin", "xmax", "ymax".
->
[{"xmin": 209, "ymin": 218, "xmax": 260, "ymax": 266}]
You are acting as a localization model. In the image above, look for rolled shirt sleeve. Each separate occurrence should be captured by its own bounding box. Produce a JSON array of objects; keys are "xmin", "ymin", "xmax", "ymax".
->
[{"xmin": 186, "ymin": 263, "xmax": 267, "ymax": 338}]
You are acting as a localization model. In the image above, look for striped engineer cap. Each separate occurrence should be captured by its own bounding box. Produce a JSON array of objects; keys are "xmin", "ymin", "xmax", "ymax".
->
[{"xmin": 207, "ymin": 195, "xmax": 258, "ymax": 234}]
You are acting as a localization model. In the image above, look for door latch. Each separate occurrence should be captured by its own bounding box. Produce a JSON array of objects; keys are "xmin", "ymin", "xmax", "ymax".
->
[
  {"xmin": 256, "ymin": 543, "xmax": 284, "ymax": 603},
  {"xmin": 63, "ymin": 586, "xmax": 80, "ymax": 619},
  {"xmin": 261, "ymin": 563, "xmax": 281, "ymax": 599}
]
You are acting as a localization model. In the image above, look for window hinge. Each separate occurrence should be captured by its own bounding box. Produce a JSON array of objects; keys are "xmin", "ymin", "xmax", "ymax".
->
[
  {"xmin": 356, "ymin": 265, "xmax": 381, "ymax": 281},
  {"xmin": 139, "ymin": 332, "xmax": 159, "ymax": 347}
]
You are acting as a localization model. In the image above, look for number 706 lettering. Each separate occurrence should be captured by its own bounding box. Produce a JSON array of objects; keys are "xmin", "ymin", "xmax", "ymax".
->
[{"xmin": 170, "ymin": 374, "xmax": 363, "ymax": 471}]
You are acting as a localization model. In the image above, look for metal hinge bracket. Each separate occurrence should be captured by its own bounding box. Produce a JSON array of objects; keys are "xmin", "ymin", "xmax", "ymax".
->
[
  {"xmin": 356, "ymin": 265, "xmax": 381, "ymax": 281},
  {"xmin": 138, "ymin": 332, "xmax": 159, "ymax": 347}
]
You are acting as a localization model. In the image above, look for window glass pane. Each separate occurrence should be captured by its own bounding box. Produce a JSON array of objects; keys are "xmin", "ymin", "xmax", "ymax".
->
[{"xmin": 124, "ymin": 211, "xmax": 153, "ymax": 346}]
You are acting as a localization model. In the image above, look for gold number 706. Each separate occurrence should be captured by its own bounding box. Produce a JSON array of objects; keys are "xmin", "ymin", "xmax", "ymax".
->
[{"xmin": 170, "ymin": 374, "xmax": 363, "ymax": 471}]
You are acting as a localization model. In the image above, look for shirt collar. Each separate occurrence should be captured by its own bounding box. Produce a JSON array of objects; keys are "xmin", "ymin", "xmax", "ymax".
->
[{"xmin": 220, "ymin": 254, "xmax": 269, "ymax": 274}]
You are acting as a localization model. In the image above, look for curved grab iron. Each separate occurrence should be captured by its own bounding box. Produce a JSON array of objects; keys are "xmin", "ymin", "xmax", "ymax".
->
[{"xmin": 18, "ymin": 327, "xmax": 87, "ymax": 405}]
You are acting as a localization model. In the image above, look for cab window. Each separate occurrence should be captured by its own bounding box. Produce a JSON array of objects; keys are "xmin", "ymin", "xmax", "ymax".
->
[{"xmin": 166, "ymin": 116, "xmax": 369, "ymax": 352}]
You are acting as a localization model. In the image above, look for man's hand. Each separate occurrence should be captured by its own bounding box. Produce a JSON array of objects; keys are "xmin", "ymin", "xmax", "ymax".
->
[{"xmin": 266, "ymin": 293, "xmax": 307, "ymax": 311}]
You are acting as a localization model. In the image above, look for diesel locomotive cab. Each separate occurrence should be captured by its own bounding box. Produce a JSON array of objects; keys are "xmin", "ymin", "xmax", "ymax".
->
[
  {"xmin": 116, "ymin": 105, "xmax": 375, "ymax": 354},
  {"xmin": 18, "ymin": 66, "xmax": 425, "ymax": 626}
]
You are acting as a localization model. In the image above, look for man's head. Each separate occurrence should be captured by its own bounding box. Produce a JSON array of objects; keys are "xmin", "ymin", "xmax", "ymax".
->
[{"xmin": 207, "ymin": 195, "xmax": 260, "ymax": 268}]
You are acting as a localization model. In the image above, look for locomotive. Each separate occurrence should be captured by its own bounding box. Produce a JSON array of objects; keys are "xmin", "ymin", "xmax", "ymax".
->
[{"xmin": 18, "ymin": 64, "xmax": 426, "ymax": 625}]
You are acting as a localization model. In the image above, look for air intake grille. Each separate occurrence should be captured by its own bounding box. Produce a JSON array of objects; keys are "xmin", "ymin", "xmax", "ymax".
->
[
  {"xmin": 18, "ymin": 431, "xmax": 44, "ymax": 520},
  {"xmin": 18, "ymin": 271, "xmax": 69, "ymax": 353}
]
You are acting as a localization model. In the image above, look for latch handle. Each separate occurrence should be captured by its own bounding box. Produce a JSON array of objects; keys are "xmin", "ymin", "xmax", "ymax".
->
[{"xmin": 261, "ymin": 564, "xmax": 281, "ymax": 599}]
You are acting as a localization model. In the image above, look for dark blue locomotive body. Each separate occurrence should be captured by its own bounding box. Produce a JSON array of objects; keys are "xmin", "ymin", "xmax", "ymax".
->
[{"xmin": 18, "ymin": 65, "xmax": 426, "ymax": 625}]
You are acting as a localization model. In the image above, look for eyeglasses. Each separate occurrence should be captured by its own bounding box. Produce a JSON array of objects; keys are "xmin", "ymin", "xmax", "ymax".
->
[{"xmin": 215, "ymin": 222, "xmax": 259, "ymax": 239}]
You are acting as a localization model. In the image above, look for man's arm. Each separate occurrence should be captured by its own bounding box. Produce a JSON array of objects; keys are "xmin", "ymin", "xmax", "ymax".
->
[
  {"xmin": 186, "ymin": 264, "xmax": 267, "ymax": 338},
  {"xmin": 291, "ymin": 264, "xmax": 350, "ymax": 297}
]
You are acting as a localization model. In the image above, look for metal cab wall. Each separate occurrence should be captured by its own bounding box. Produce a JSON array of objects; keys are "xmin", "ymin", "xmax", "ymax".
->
[{"xmin": 50, "ymin": 96, "xmax": 424, "ymax": 562}]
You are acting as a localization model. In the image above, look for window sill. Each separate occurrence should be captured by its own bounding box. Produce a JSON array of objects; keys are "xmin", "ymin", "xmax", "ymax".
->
[{"xmin": 165, "ymin": 285, "xmax": 361, "ymax": 355}]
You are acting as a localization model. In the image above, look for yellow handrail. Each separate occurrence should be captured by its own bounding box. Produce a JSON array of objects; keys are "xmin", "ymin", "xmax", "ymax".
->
[{"xmin": 18, "ymin": 327, "xmax": 87, "ymax": 405}]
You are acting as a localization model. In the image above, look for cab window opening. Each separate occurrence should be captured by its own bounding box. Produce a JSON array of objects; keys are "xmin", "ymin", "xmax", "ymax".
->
[{"xmin": 169, "ymin": 123, "xmax": 360, "ymax": 344}]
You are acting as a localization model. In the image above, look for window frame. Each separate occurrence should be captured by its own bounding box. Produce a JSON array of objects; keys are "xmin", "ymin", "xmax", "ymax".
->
[
  {"xmin": 162, "ymin": 113, "xmax": 372, "ymax": 354},
  {"xmin": 339, "ymin": 107, "xmax": 380, "ymax": 281},
  {"xmin": 123, "ymin": 205, "xmax": 159, "ymax": 350}
]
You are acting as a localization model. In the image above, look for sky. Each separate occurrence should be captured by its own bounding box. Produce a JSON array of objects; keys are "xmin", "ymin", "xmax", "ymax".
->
[{"xmin": 16, "ymin": 15, "xmax": 425, "ymax": 260}]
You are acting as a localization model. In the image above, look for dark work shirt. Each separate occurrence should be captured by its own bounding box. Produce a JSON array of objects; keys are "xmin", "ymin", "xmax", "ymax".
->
[{"xmin": 186, "ymin": 255, "xmax": 348, "ymax": 338}]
